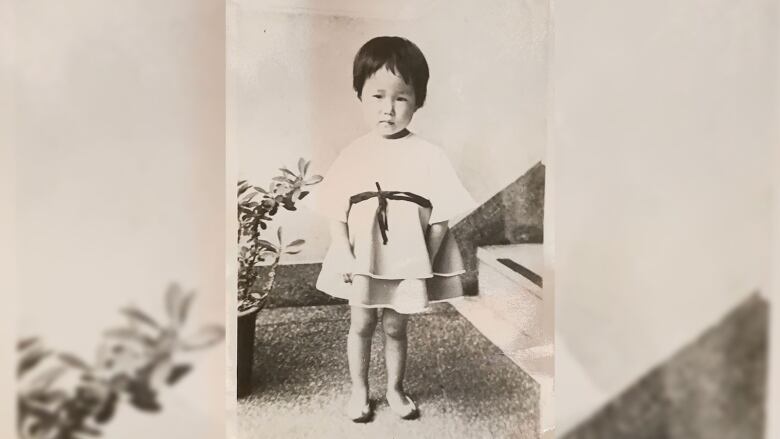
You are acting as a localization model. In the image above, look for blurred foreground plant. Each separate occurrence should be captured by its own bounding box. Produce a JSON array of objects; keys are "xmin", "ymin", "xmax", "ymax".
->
[{"xmin": 17, "ymin": 284, "xmax": 223, "ymax": 439}]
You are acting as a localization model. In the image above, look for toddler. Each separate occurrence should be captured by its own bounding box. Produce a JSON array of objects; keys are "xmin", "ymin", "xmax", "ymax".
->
[{"xmin": 313, "ymin": 36, "xmax": 475, "ymax": 422}]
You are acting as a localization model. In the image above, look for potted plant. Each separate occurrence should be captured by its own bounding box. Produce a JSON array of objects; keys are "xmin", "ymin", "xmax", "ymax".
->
[
  {"xmin": 17, "ymin": 284, "xmax": 223, "ymax": 439},
  {"xmin": 236, "ymin": 158, "xmax": 322, "ymax": 397}
]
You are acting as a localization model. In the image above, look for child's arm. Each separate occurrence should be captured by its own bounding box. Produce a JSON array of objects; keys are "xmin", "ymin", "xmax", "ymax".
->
[
  {"xmin": 329, "ymin": 220, "xmax": 355, "ymax": 283},
  {"xmin": 426, "ymin": 221, "xmax": 449, "ymax": 265}
]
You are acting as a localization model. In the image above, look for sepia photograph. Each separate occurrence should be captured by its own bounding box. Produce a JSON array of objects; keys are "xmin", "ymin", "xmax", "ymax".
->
[
  {"xmin": 6, "ymin": 1, "xmax": 780, "ymax": 439},
  {"xmin": 229, "ymin": 0, "xmax": 552, "ymax": 438}
]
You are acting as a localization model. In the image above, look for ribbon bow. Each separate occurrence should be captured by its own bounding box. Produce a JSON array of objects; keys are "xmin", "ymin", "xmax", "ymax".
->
[{"xmin": 348, "ymin": 182, "xmax": 432, "ymax": 245}]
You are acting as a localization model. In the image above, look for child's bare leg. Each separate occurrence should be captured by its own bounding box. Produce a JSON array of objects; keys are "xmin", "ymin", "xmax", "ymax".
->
[
  {"xmin": 382, "ymin": 308, "xmax": 409, "ymax": 396},
  {"xmin": 347, "ymin": 306, "xmax": 378, "ymax": 411}
]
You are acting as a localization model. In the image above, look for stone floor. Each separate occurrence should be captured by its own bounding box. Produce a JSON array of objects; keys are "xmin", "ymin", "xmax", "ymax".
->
[{"xmin": 237, "ymin": 304, "xmax": 539, "ymax": 439}]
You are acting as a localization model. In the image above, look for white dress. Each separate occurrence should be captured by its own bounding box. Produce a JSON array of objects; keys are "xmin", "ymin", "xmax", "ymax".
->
[{"xmin": 311, "ymin": 132, "xmax": 476, "ymax": 314}]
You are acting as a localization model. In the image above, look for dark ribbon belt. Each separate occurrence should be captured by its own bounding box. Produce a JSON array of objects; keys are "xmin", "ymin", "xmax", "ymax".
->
[{"xmin": 349, "ymin": 182, "xmax": 431, "ymax": 245}]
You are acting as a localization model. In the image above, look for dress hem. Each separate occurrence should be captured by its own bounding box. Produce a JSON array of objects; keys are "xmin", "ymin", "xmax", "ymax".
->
[
  {"xmin": 351, "ymin": 269, "xmax": 466, "ymax": 280},
  {"xmin": 343, "ymin": 296, "xmax": 466, "ymax": 315},
  {"xmin": 314, "ymin": 284, "xmax": 467, "ymax": 315}
]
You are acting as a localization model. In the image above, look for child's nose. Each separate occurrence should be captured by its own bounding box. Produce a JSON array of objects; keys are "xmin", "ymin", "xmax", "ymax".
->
[{"xmin": 381, "ymin": 99, "xmax": 395, "ymax": 115}]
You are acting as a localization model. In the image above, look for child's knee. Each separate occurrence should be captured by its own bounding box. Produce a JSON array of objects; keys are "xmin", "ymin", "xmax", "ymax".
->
[
  {"xmin": 382, "ymin": 317, "xmax": 408, "ymax": 340},
  {"xmin": 350, "ymin": 310, "xmax": 378, "ymax": 337}
]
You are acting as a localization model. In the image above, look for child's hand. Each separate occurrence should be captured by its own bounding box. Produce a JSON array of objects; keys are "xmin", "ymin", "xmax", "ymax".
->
[
  {"xmin": 426, "ymin": 221, "xmax": 448, "ymax": 266},
  {"xmin": 329, "ymin": 220, "xmax": 355, "ymax": 284}
]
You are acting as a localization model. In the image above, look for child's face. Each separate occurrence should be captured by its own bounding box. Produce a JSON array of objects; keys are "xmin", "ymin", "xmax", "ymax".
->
[{"xmin": 360, "ymin": 67, "xmax": 417, "ymax": 138}]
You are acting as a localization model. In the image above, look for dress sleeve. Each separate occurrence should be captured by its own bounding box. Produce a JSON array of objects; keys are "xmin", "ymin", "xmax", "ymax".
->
[
  {"xmin": 307, "ymin": 149, "xmax": 353, "ymax": 223},
  {"xmin": 428, "ymin": 147, "xmax": 477, "ymax": 224}
]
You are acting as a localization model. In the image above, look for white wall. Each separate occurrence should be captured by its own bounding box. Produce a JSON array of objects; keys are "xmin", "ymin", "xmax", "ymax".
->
[
  {"xmin": 1, "ymin": 0, "xmax": 17, "ymax": 436},
  {"xmin": 767, "ymin": 6, "xmax": 780, "ymax": 436},
  {"xmin": 229, "ymin": 0, "xmax": 549, "ymax": 261},
  {"xmin": 769, "ymin": 136, "xmax": 780, "ymax": 438},
  {"xmin": 552, "ymin": 0, "xmax": 777, "ymax": 432},
  {"xmin": 13, "ymin": 1, "xmax": 225, "ymax": 438}
]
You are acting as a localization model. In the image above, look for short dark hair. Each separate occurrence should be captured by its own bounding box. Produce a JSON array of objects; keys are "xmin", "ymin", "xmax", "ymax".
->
[{"xmin": 353, "ymin": 36, "xmax": 430, "ymax": 108}]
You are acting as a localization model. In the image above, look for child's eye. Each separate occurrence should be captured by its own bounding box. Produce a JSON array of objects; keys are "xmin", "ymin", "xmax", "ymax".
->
[
  {"xmin": 396, "ymin": 97, "xmax": 408, "ymax": 102},
  {"xmin": 372, "ymin": 94, "xmax": 382, "ymax": 99}
]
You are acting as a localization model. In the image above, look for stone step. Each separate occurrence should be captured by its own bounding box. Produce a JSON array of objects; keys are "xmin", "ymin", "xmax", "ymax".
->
[
  {"xmin": 478, "ymin": 244, "xmax": 544, "ymax": 294},
  {"xmin": 515, "ymin": 344, "xmax": 554, "ymax": 437},
  {"xmin": 470, "ymin": 244, "xmax": 545, "ymax": 342},
  {"xmin": 450, "ymin": 243, "xmax": 553, "ymax": 435}
]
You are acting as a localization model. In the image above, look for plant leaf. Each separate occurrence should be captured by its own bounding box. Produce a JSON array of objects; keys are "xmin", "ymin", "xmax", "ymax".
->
[
  {"xmin": 271, "ymin": 176, "xmax": 290, "ymax": 183},
  {"xmin": 28, "ymin": 364, "xmax": 68, "ymax": 392},
  {"xmin": 176, "ymin": 292, "xmax": 196, "ymax": 327},
  {"xmin": 165, "ymin": 283, "xmax": 184, "ymax": 323},
  {"xmin": 303, "ymin": 160, "xmax": 310, "ymax": 174},
  {"xmin": 254, "ymin": 186, "xmax": 267, "ymax": 194},
  {"xmin": 166, "ymin": 364, "xmax": 193, "ymax": 385},
  {"xmin": 58, "ymin": 353, "xmax": 91, "ymax": 371},
  {"xmin": 284, "ymin": 249, "xmax": 302, "ymax": 255},
  {"xmin": 240, "ymin": 191, "xmax": 258, "ymax": 203},
  {"xmin": 256, "ymin": 239, "xmax": 279, "ymax": 251},
  {"xmin": 297, "ymin": 157, "xmax": 306, "ymax": 174},
  {"xmin": 276, "ymin": 226, "xmax": 283, "ymax": 244},
  {"xmin": 18, "ymin": 347, "xmax": 51, "ymax": 377},
  {"xmin": 179, "ymin": 325, "xmax": 224, "ymax": 351},
  {"xmin": 279, "ymin": 167, "xmax": 296, "ymax": 178},
  {"xmin": 259, "ymin": 250, "xmax": 278, "ymax": 261},
  {"xmin": 120, "ymin": 307, "xmax": 161, "ymax": 330},
  {"xmin": 128, "ymin": 381, "xmax": 161, "ymax": 412},
  {"xmin": 286, "ymin": 239, "xmax": 305, "ymax": 247},
  {"xmin": 238, "ymin": 181, "xmax": 252, "ymax": 197},
  {"xmin": 94, "ymin": 391, "xmax": 118, "ymax": 424},
  {"xmin": 298, "ymin": 190, "xmax": 310, "ymax": 200},
  {"xmin": 18, "ymin": 337, "xmax": 40, "ymax": 351},
  {"xmin": 103, "ymin": 328, "xmax": 155, "ymax": 347},
  {"xmin": 305, "ymin": 175, "xmax": 324, "ymax": 185}
]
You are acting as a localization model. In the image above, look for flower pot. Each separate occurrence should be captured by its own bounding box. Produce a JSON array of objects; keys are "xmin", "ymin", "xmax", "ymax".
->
[{"xmin": 237, "ymin": 305, "xmax": 261, "ymax": 398}]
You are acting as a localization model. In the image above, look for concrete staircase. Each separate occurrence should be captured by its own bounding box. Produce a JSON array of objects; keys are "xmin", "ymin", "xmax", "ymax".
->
[{"xmin": 451, "ymin": 243, "xmax": 554, "ymax": 438}]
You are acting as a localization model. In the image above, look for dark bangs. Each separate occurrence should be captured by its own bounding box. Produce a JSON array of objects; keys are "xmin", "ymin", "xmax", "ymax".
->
[{"xmin": 353, "ymin": 36, "xmax": 430, "ymax": 108}]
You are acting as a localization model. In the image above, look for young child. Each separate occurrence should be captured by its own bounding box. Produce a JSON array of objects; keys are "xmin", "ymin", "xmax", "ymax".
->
[{"xmin": 313, "ymin": 36, "xmax": 476, "ymax": 422}]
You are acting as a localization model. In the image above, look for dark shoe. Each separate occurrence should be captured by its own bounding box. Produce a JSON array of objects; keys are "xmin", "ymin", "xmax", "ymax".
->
[
  {"xmin": 346, "ymin": 399, "xmax": 373, "ymax": 423},
  {"xmin": 386, "ymin": 392, "xmax": 419, "ymax": 420}
]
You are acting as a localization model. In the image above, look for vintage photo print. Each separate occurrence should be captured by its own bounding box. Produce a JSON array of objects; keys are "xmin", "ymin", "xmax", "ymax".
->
[{"xmin": 229, "ymin": 1, "xmax": 552, "ymax": 437}]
